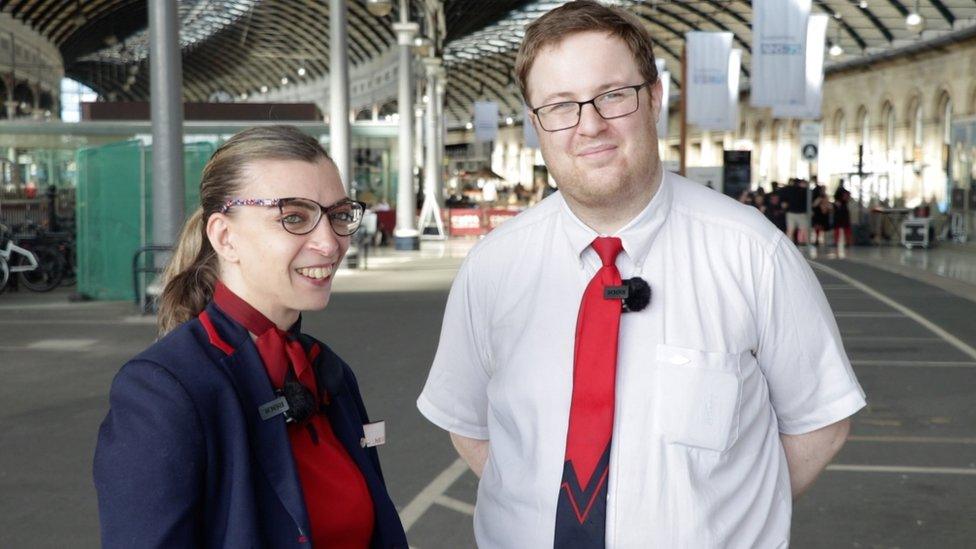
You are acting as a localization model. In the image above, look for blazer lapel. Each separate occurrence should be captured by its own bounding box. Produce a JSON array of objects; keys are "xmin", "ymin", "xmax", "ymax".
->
[
  {"xmin": 326, "ymin": 399, "xmax": 399, "ymax": 541},
  {"xmin": 314, "ymin": 353, "xmax": 403, "ymax": 546},
  {"xmin": 205, "ymin": 305, "xmax": 312, "ymax": 539}
]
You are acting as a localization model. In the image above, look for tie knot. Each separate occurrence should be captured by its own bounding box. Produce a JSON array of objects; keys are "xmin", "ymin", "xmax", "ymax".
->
[{"xmin": 591, "ymin": 236, "xmax": 623, "ymax": 267}]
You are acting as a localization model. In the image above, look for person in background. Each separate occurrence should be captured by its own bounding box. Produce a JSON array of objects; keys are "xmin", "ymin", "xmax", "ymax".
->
[
  {"xmin": 834, "ymin": 179, "xmax": 848, "ymax": 202},
  {"xmin": 833, "ymin": 185, "xmax": 853, "ymax": 249},
  {"xmin": 768, "ymin": 180, "xmax": 781, "ymax": 206},
  {"xmin": 754, "ymin": 185, "xmax": 766, "ymax": 207},
  {"xmin": 752, "ymin": 192, "xmax": 767, "ymax": 214},
  {"xmin": 481, "ymin": 178, "xmax": 498, "ymax": 205},
  {"xmin": 812, "ymin": 186, "xmax": 833, "ymax": 246},
  {"xmin": 94, "ymin": 125, "xmax": 407, "ymax": 548},
  {"xmin": 738, "ymin": 189, "xmax": 753, "ymax": 205},
  {"xmin": 765, "ymin": 192, "xmax": 788, "ymax": 233},
  {"xmin": 785, "ymin": 178, "xmax": 810, "ymax": 245}
]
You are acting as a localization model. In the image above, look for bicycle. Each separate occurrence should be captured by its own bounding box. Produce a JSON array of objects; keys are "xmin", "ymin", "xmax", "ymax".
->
[
  {"xmin": 1, "ymin": 222, "xmax": 66, "ymax": 293},
  {"xmin": 0, "ymin": 224, "xmax": 39, "ymax": 294}
]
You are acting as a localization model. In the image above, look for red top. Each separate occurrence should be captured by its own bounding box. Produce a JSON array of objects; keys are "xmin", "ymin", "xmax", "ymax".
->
[{"xmin": 212, "ymin": 282, "xmax": 375, "ymax": 547}]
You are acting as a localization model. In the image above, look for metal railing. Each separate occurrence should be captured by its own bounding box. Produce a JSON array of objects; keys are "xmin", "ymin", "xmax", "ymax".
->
[{"xmin": 132, "ymin": 245, "xmax": 172, "ymax": 314}]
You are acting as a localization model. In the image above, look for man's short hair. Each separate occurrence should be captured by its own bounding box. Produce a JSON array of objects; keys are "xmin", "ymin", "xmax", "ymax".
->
[{"xmin": 515, "ymin": 0, "xmax": 658, "ymax": 107}]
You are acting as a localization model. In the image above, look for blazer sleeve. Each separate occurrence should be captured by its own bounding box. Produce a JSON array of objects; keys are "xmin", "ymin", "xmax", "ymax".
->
[{"xmin": 93, "ymin": 360, "xmax": 206, "ymax": 548}]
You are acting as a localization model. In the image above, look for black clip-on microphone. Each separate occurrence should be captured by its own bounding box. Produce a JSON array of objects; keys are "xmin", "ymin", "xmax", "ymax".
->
[
  {"xmin": 603, "ymin": 277, "xmax": 652, "ymax": 313},
  {"xmin": 258, "ymin": 378, "xmax": 318, "ymax": 425},
  {"xmin": 279, "ymin": 380, "xmax": 317, "ymax": 424}
]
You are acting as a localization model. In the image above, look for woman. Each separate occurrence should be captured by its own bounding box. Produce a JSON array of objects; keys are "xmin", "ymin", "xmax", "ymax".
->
[
  {"xmin": 93, "ymin": 126, "xmax": 408, "ymax": 548},
  {"xmin": 833, "ymin": 187, "xmax": 853, "ymax": 248},
  {"xmin": 812, "ymin": 186, "xmax": 833, "ymax": 246}
]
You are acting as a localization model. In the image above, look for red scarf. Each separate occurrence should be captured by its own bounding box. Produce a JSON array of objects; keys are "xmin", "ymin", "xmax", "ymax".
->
[{"xmin": 212, "ymin": 281, "xmax": 319, "ymax": 399}]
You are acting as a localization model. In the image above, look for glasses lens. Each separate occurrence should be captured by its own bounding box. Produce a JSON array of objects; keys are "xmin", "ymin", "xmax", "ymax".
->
[
  {"xmin": 595, "ymin": 87, "xmax": 639, "ymax": 118},
  {"xmin": 328, "ymin": 201, "xmax": 364, "ymax": 236},
  {"xmin": 537, "ymin": 102, "xmax": 580, "ymax": 132},
  {"xmin": 279, "ymin": 198, "xmax": 321, "ymax": 235}
]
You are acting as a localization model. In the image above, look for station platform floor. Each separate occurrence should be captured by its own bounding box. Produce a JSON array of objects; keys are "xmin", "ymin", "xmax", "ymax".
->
[{"xmin": 1, "ymin": 237, "xmax": 974, "ymax": 548}]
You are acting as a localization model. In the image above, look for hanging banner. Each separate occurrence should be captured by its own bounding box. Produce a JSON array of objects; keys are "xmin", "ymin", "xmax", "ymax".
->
[
  {"xmin": 655, "ymin": 58, "xmax": 670, "ymax": 138},
  {"xmin": 772, "ymin": 14, "xmax": 828, "ymax": 120},
  {"xmin": 724, "ymin": 49, "xmax": 742, "ymax": 131},
  {"xmin": 473, "ymin": 101, "xmax": 498, "ymax": 143},
  {"xmin": 658, "ymin": 71, "xmax": 671, "ymax": 137},
  {"xmin": 523, "ymin": 106, "xmax": 539, "ymax": 149},
  {"xmin": 750, "ymin": 0, "xmax": 810, "ymax": 108},
  {"xmin": 686, "ymin": 32, "xmax": 736, "ymax": 131}
]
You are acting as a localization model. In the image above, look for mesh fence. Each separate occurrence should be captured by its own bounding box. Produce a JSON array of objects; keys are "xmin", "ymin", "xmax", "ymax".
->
[{"xmin": 76, "ymin": 140, "xmax": 214, "ymax": 301}]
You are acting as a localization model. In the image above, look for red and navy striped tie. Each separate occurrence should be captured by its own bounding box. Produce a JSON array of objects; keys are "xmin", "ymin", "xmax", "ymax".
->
[{"xmin": 554, "ymin": 236, "xmax": 623, "ymax": 547}]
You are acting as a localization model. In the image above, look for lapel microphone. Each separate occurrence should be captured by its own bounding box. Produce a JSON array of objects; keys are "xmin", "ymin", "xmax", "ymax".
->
[
  {"xmin": 258, "ymin": 377, "xmax": 317, "ymax": 425},
  {"xmin": 279, "ymin": 379, "xmax": 317, "ymax": 425},
  {"xmin": 604, "ymin": 277, "xmax": 652, "ymax": 313}
]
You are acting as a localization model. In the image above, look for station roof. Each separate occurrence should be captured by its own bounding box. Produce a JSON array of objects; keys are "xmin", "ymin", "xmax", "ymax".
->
[{"xmin": 3, "ymin": 0, "xmax": 976, "ymax": 126}]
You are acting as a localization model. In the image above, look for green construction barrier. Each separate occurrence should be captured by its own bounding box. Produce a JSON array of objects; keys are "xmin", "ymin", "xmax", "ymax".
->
[{"xmin": 76, "ymin": 140, "xmax": 214, "ymax": 301}]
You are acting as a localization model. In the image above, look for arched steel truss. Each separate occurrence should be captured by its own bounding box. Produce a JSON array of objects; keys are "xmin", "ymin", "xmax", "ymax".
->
[{"xmin": 1, "ymin": 0, "xmax": 974, "ymax": 126}]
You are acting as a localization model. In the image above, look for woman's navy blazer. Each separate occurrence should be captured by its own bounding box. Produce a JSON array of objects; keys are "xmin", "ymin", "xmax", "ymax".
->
[{"xmin": 93, "ymin": 302, "xmax": 408, "ymax": 548}]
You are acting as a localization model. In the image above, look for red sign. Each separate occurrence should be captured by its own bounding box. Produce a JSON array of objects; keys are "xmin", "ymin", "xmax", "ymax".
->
[{"xmin": 449, "ymin": 209, "xmax": 485, "ymax": 236}]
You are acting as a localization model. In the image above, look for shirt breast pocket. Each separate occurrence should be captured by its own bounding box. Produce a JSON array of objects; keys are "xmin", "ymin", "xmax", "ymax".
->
[{"xmin": 652, "ymin": 343, "xmax": 742, "ymax": 452}]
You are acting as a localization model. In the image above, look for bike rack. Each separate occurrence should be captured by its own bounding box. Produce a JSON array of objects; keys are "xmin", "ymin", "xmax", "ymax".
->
[{"xmin": 132, "ymin": 245, "xmax": 173, "ymax": 314}]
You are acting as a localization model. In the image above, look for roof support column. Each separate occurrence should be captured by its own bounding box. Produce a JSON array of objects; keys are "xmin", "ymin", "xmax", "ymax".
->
[
  {"xmin": 31, "ymin": 82, "xmax": 41, "ymax": 120},
  {"xmin": 419, "ymin": 56, "xmax": 445, "ymax": 239},
  {"xmin": 148, "ymin": 0, "xmax": 185, "ymax": 257},
  {"xmin": 393, "ymin": 11, "xmax": 420, "ymax": 250},
  {"xmin": 435, "ymin": 71, "xmax": 446, "ymax": 207},
  {"xmin": 329, "ymin": 0, "xmax": 351, "ymax": 190},
  {"xmin": 3, "ymin": 70, "xmax": 16, "ymax": 190}
]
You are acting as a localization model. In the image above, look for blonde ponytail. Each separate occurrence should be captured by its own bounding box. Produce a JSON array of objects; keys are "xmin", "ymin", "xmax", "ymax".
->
[{"xmin": 157, "ymin": 207, "xmax": 218, "ymax": 335}]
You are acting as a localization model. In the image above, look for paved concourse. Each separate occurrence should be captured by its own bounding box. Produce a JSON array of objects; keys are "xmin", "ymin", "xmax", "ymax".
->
[{"xmin": 1, "ymin": 240, "xmax": 974, "ymax": 548}]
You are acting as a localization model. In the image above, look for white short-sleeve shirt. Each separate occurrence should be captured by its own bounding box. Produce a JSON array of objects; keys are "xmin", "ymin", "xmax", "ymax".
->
[{"xmin": 418, "ymin": 172, "xmax": 866, "ymax": 548}]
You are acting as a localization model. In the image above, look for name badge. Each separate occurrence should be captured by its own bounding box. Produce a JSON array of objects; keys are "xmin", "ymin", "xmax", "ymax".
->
[
  {"xmin": 259, "ymin": 396, "xmax": 290, "ymax": 421},
  {"xmin": 604, "ymin": 285, "xmax": 629, "ymax": 299},
  {"xmin": 360, "ymin": 421, "xmax": 386, "ymax": 448}
]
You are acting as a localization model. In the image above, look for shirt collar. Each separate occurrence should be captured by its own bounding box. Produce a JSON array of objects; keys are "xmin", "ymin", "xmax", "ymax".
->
[
  {"xmin": 212, "ymin": 280, "xmax": 302, "ymax": 337},
  {"xmin": 560, "ymin": 169, "xmax": 672, "ymax": 269}
]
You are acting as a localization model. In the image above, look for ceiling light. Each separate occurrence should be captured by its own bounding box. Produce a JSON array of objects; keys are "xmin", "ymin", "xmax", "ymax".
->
[
  {"xmin": 260, "ymin": 85, "xmax": 268, "ymax": 93},
  {"xmin": 906, "ymin": 12, "xmax": 923, "ymax": 30},
  {"xmin": 413, "ymin": 36, "xmax": 432, "ymax": 56},
  {"xmin": 297, "ymin": 67, "xmax": 307, "ymax": 77},
  {"xmin": 859, "ymin": 1, "xmax": 868, "ymax": 9},
  {"xmin": 465, "ymin": 122, "xmax": 473, "ymax": 130},
  {"xmin": 829, "ymin": 41, "xmax": 843, "ymax": 57},
  {"xmin": 506, "ymin": 116, "xmax": 514, "ymax": 126},
  {"xmin": 281, "ymin": 76, "xmax": 289, "ymax": 85},
  {"xmin": 365, "ymin": 0, "xmax": 393, "ymax": 17},
  {"xmin": 833, "ymin": 12, "xmax": 842, "ymax": 19},
  {"xmin": 906, "ymin": 0, "xmax": 923, "ymax": 32},
  {"xmin": 239, "ymin": 92, "xmax": 248, "ymax": 100}
]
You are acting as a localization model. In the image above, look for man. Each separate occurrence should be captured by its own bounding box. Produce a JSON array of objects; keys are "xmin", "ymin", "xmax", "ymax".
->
[
  {"xmin": 785, "ymin": 178, "xmax": 811, "ymax": 244},
  {"xmin": 418, "ymin": 2, "xmax": 865, "ymax": 547}
]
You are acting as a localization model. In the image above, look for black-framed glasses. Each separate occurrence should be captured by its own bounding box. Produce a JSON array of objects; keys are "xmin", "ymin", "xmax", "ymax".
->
[
  {"xmin": 218, "ymin": 197, "xmax": 366, "ymax": 236},
  {"xmin": 530, "ymin": 82, "xmax": 650, "ymax": 132}
]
